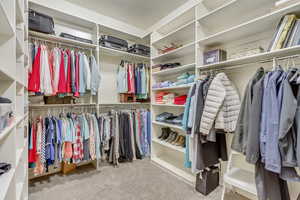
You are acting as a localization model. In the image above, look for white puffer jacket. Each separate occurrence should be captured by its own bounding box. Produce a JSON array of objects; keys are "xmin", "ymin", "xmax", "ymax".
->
[{"xmin": 199, "ymin": 73, "xmax": 240, "ymax": 135}]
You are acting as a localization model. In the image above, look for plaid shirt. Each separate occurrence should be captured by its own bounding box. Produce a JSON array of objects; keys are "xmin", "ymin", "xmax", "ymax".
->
[{"xmin": 72, "ymin": 120, "xmax": 83, "ymax": 163}]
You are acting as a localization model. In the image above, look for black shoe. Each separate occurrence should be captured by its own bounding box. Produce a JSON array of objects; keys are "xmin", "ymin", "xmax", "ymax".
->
[{"xmin": 158, "ymin": 127, "xmax": 170, "ymax": 139}]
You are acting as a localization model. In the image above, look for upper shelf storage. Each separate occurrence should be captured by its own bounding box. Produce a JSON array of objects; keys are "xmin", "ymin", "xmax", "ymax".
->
[
  {"xmin": 152, "ymin": 42, "xmax": 195, "ymax": 63},
  {"xmin": 156, "ymin": 7, "xmax": 195, "ymax": 35},
  {"xmin": 197, "ymin": 2, "xmax": 300, "ymax": 47},
  {"xmin": 152, "ymin": 20, "xmax": 195, "ymax": 47},
  {"xmin": 29, "ymin": 31, "xmax": 98, "ymax": 48},
  {"xmin": 99, "ymin": 46, "xmax": 150, "ymax": 60},
  {"xmin": 197, "ymin": 0, "xmax": 276, "ymax": 34}
]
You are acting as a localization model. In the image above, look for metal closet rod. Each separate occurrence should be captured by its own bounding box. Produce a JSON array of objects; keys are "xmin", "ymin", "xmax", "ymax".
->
[
  {"xmin": 29, "ymin": 36, "xmax": 96, "ymax": 51},
  {"xmin": 200, "ymin": 54, "xmax": 300, "ymax": 72}
]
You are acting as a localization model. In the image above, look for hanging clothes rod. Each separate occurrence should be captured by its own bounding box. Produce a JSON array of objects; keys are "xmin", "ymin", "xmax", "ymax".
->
[
  {"xmin": 199, "ymin": 54, "xmax": 300, "ymax": 73},
  {"xmin": 260, "ymin": 54, "xmax": 300, "ymax": 63},
  {"xmin": 29, "ymin": 104, "xmax": 97, "ymax": 108},
  {"xmin": 29, "ymin": 35, "xmax": 96, "ymax": 51}
]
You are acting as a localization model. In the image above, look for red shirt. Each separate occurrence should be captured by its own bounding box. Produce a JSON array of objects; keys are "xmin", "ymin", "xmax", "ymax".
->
[{"xmin": 28, "ymin": 47, "xmax": 41, "ymax": 92}]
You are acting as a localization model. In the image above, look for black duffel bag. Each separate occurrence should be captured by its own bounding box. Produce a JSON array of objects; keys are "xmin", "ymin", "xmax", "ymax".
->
[{"xmin": 29, "ymin": 9, "xmax": 55, "ymax": 34}]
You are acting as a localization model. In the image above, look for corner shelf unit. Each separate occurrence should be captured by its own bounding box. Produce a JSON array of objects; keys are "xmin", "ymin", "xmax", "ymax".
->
[
  {"xmin": 151, "ymin": 0, "xmax": 300, "ymax": 198},
  {"xmin": 0, "ymin": 0, "xmax": 29, "ymax": 200},
  {"xmin": 150, "ymin": 6, "xmax": 196, "ymax": 184}
]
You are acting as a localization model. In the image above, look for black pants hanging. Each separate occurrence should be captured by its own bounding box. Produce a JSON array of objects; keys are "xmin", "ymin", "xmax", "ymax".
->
[{"xmin": 255, "ymin": 161, "xmax": 290, "ymax": 200}]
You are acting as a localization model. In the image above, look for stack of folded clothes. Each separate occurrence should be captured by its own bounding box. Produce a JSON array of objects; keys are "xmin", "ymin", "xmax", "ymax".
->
[
  {"xmin": 0, "ymin": 97, "xmax": 14, "ymax": 133},
  {"xmin": 152, "ymin": 81, "xmax": 173, "ymax": 89},
  {"xmin": 157, "ymin": 127, "xmax": 186, "ymax": 148},
  {"xmin": 170, "ymin": 72, "xmax": 195, "ymax": 86},
  {"xmin": 152, "ymin": 63, "xmax": 181, "ymax": 73},
  {"xmin": 155, "ymin": 92, "xmax": 176, "ymax": 104},
  {"xmin": 156, "ymin": 112, "xmax": 183, "ymax": 125},
  {"xmin": 152, "ymin": 73, "xmax": 195, "ymax": 89},
  {"xmin": 155, "ymin": 92, "xmax": 166, "ymax": 104},
  {"xmin": 173, "ymin": 95, "xmax": 187, "ymax": 105}
]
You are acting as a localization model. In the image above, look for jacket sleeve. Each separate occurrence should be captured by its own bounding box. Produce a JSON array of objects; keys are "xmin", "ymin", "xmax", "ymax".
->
[
  {"xmin": 90, "ymin": 56, "xmax": 101, "ymax": 95},
  {"xmin": 231, "ymin": 81, "xmax": 251, "ymax": 153},
  {"xmin": 199, "ymin": 76, "xmax": 226, "ymax": 135},
  {"xmin": 278, "ymin": 80, "xmax": 297, "ymax": 167}
]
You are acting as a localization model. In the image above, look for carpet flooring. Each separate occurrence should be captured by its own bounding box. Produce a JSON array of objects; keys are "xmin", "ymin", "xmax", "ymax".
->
[{"xmin": 29, "ymin": 159, "xmax": 247, "ymax": 200}]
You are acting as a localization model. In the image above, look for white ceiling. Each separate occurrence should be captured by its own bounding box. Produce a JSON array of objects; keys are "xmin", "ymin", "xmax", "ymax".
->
[{"xmin": 65, "ymin": 0, "xmax": 188, "ymax": 30}]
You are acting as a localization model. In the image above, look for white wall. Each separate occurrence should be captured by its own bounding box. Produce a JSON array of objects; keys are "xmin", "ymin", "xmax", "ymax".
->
[{"xmin": 29, "ymin": 0, "xmax": 145, "ymax": 38}]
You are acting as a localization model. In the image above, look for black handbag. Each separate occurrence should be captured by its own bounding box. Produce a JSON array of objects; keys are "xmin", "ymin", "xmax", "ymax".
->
[
  {"xmin": 29, "ymin": 9, "xmax": 55, "ymax": 34},
  {"xmin": 195, "ymin": 166, "xmax": 219, "ymax": 195}
]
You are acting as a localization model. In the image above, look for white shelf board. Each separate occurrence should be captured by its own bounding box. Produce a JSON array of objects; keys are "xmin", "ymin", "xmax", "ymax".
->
[
  {"xmin": 197, "ymin": 0, "xmax": 276, "ymax": 29},
  {"xmin": 16, "ymin": 0, "xmax": 24, "ymax": 24},
  {"xmin": 152, "ymin": 20, "xmax": 195, "ymax": 46},
  {"xmin": 0, "ymin": 115, "xmax": 24, "ymax": 142},
  {"xmin": 152, "ymin": 83, "xmax": 193, "ymax": 91},
  {"xmin": 0, "ymin": 1, "xmax": 14, "ymax": 37},
  {"xmin": 152, "ymin": 138, "xmax": 185, "ymax": 153},
  {"xmin": 152, "ymin": 63, "xmax": 196, "ymax": 76},
  {"xmin": 197, "ymin": 45, "xmax": 300, "ymax": 70},
  {"xmin": 29, "ymin": 31, "xmax": 98, "ymax": 48},
  {"xmin": 152, "ymin": 42, "xmax": 195, "ymax": 63},
  {"xmin": 151, "ymin": 156, "xmax": 194, "ymax": 184},
  {"xmin": 152, "ymin": 103, "xmax": 185, "ymax": 108},
  {"xmin": 152, "ymin": 121, "xmax": 184, "ymax": 131},
  {"xmin": 202, "ymin": 0, "xmax": 229, "ymax": 10},
  {"xmin": 197, "ymin": 2, "xmax": 300, "ymax": 46},
  {"xmin": 0, "ymin": 168, "xmax": 16, "ymax": 200},
  {"xmin": 224, "ymin": 168, "xmax": 257, "ymax": 196},
  {"xmin": 157, "ymin": 8, "xmax": 195, "ymax": 35},
  {"xmin": 99, "ymin": 46, "xmax": 150, "ymax": 60}
]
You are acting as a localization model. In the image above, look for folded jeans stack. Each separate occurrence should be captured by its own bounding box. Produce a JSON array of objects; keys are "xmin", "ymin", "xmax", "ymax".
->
[{"xmin": 156, "ymin": 112, "xmax": 183, "ymax": 125}]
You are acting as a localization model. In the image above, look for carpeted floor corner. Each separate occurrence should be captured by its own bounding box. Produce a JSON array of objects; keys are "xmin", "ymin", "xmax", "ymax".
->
[{"xmin": 29, "ymin": 159, "xmax": 247, "ymax": 200}]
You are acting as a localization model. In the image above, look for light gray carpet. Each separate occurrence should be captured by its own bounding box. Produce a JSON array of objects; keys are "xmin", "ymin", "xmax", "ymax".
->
[{"xmin": 29, "ymin": 159, "xmax": 247, "ymax": 200}]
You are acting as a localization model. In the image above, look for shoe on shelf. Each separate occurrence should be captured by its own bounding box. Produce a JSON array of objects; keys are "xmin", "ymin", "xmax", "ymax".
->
[
  {"xmin": 164, "ymin": 131, "xmax": 173, "ymax": 141},
  {"xmin": 168, "ymin": 132, "xmax": 178, "ymax": 143},
  {"xmin": 171, "ymin": 134, "xmax": 181, "ymax": 145},
  {"xmin": 161, "ymin": 129, "xmax": 170, "ymax": 140},
  {"xmin": 175, "ymin": 136, "xmax": 185, "ymax": 147},
  {"xmin": 166, "ymin": 131, "xmax": 176, "ymax": 143},
  {"xmin": 158, "ymin": 127, "xmax": 171, "ymax": 139}
]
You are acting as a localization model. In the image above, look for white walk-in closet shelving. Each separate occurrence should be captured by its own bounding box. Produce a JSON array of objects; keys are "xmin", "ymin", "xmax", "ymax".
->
[
  {"xmin": 150, "ymin": 7, "xmax": 196, "ymax": 184},
  {"xmin": 0, "ymin": 0, "xmax": 29, "ymax": 200},
  {"xmin": 151, "ymin": 0, "xmax": 300, "ymax": 199},
  {"xmin": 26, "ymin": 0, "xmax": 150, "ymax": 180}
]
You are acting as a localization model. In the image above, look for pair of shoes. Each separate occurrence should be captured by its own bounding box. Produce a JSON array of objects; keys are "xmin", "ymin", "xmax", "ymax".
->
[
  {"xmin": 173, "ymin": 135, "xmax": 185, "ymax": 147},
  {"xmin": 165, "ymin": 131, "xmax": 177, "ymax": 143},
  {"xmin": 158, "ymin": 127, "xmax": 171, "ymax": 139}
]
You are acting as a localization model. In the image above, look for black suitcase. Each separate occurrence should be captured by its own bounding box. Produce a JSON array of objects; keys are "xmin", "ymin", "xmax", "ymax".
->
[
  {"xmin": 129, "ymin": 44, "xmax": 150, "ymax": 52},
  {"xmin": 128, "ymin": 44, "xmax": 150, "ymax": 56},
  {"xmin": 99, "ymin": 35, "xmax": 128, "ymax": 51},
  {"xmin": 29, "ymin": 9, "xmax": 55, "ymax": 34},
  {"xmin": 60, "ymin": 33, "xmax": 93, "ymax": 44}
]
